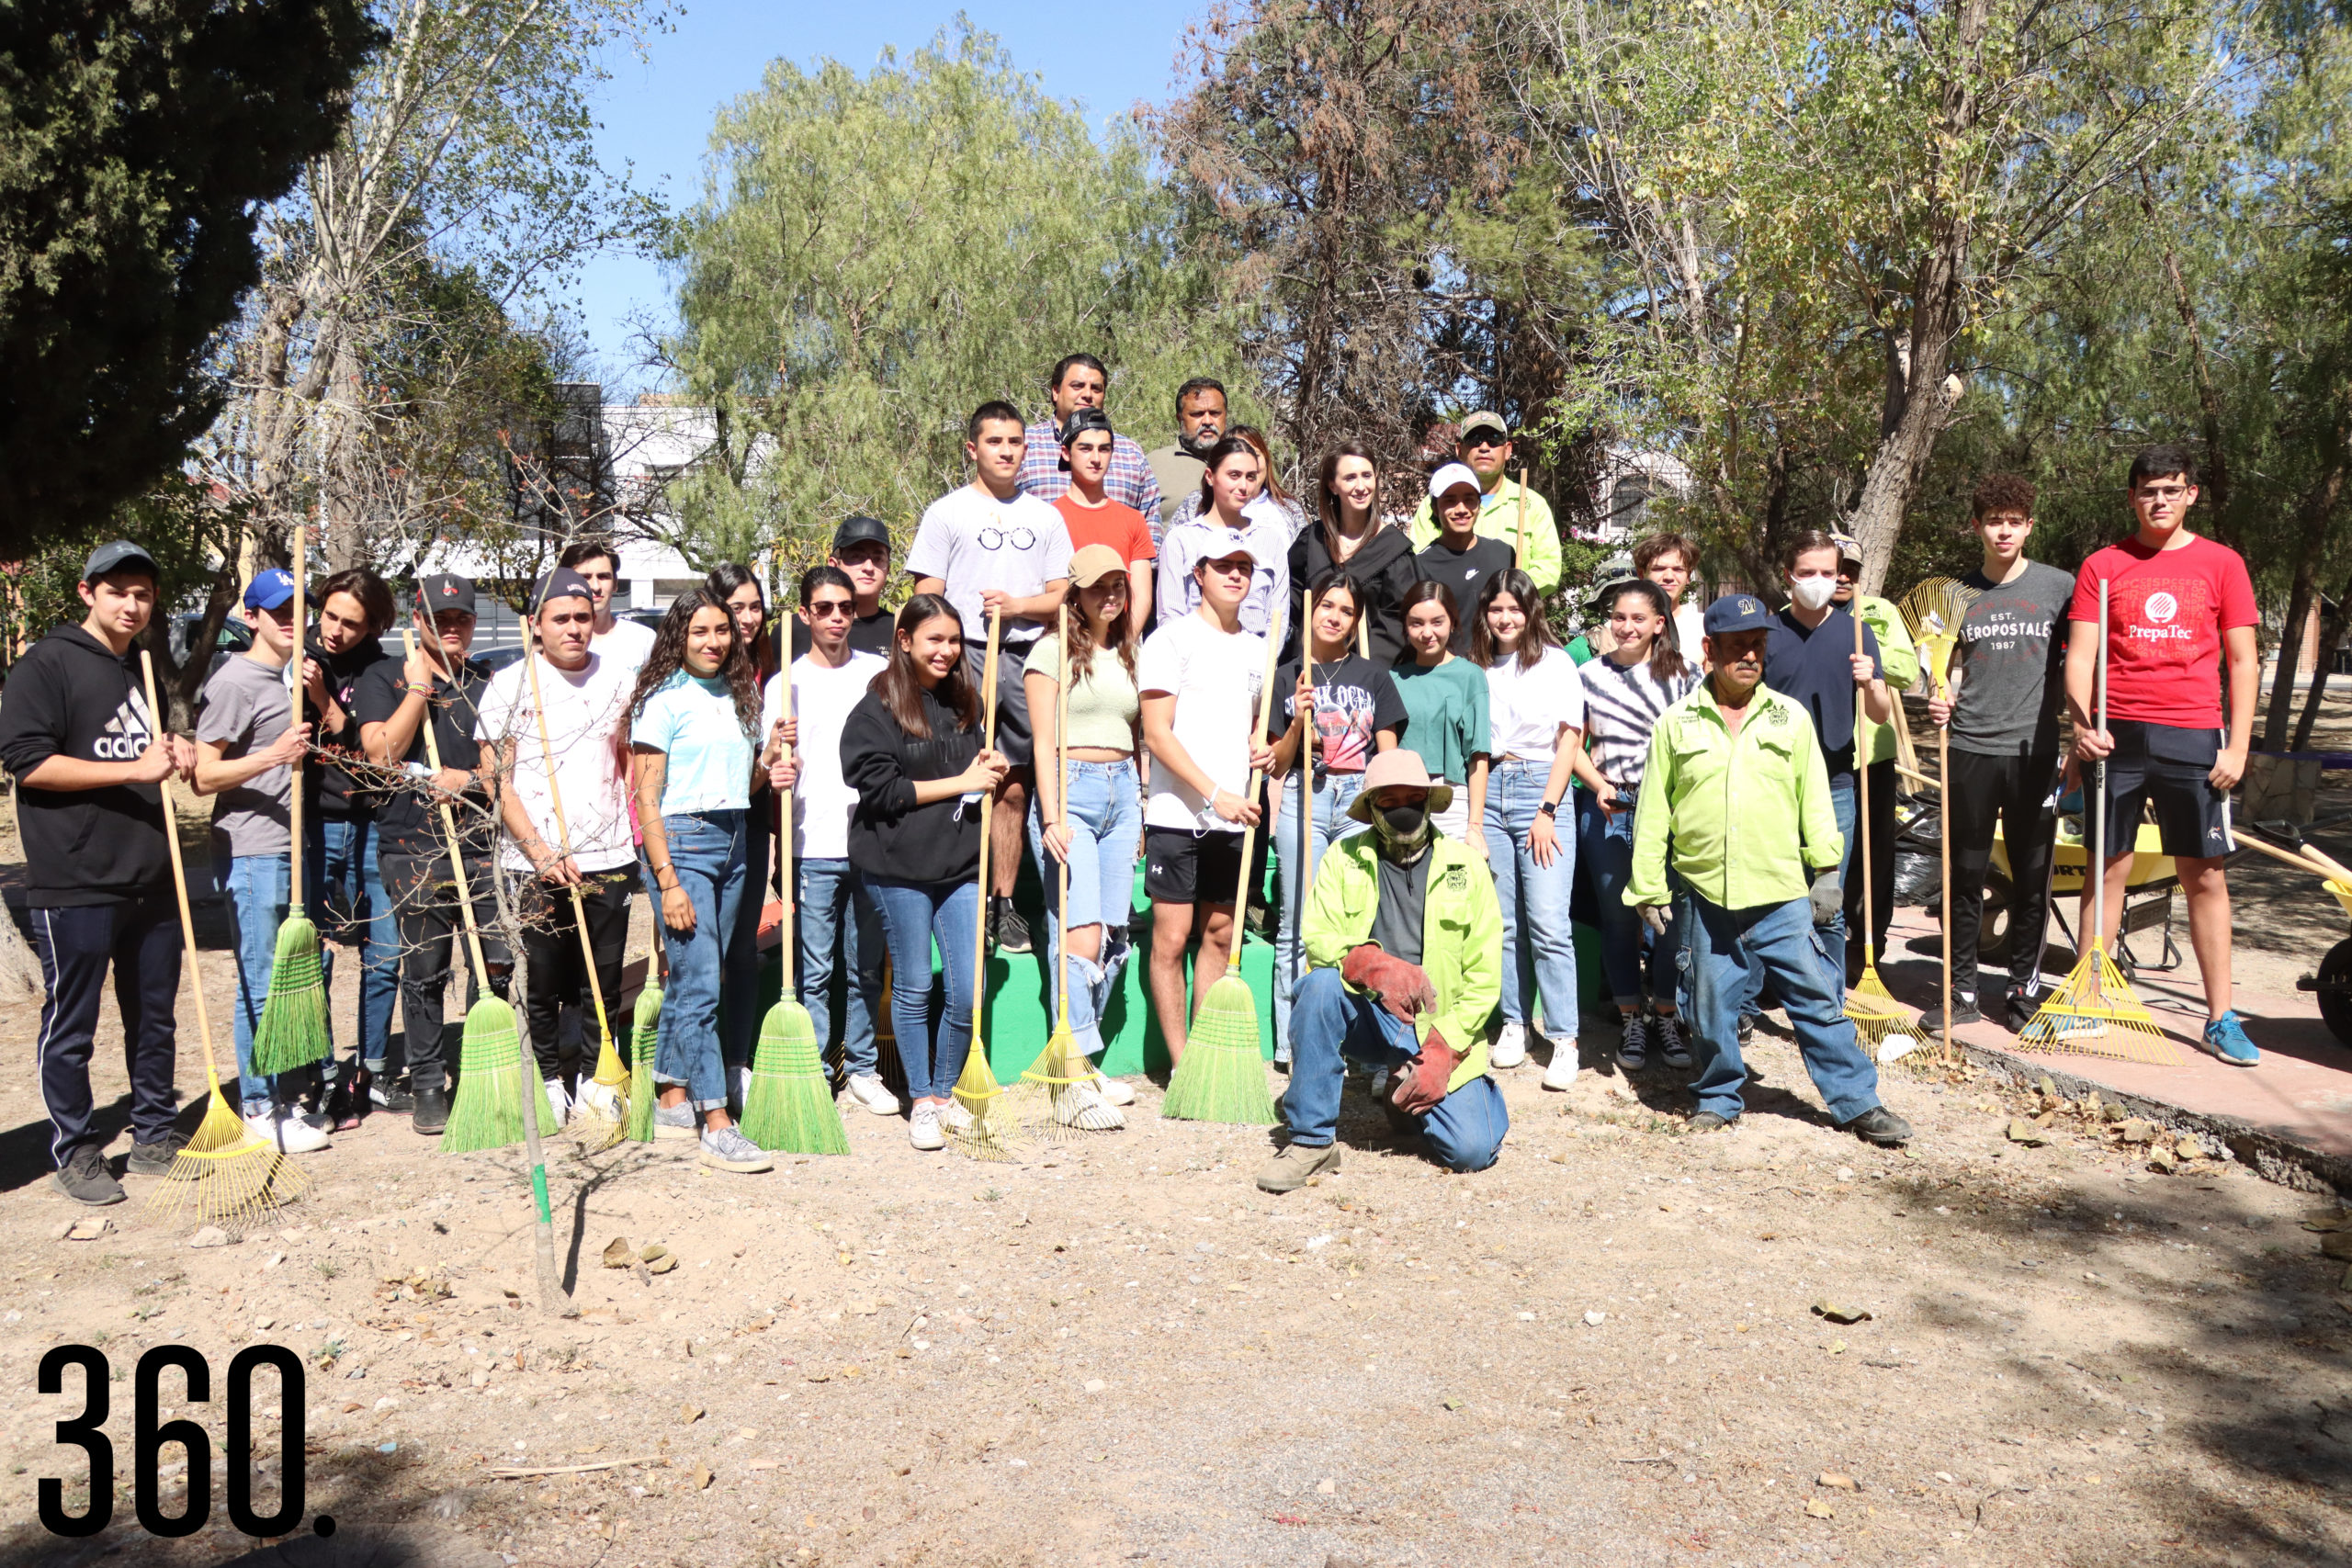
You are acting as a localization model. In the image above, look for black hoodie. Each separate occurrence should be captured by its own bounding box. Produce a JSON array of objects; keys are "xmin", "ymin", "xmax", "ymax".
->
[
  {"xmin": 1286, "ymin": 521, "xmax": 1420, "ymax": 669},
  {"xmin": 306, "ymin": 634, "xmax": 390, "ymax": 819},
  {"xmin": 0, "ymin": 626, "xmax": 172, "ymax": 905}
]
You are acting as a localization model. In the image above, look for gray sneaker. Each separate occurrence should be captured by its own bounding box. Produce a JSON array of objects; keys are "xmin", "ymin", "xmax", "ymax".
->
[
  {"xmin": 54, "ymin": 1145, "xmax": 125, "ymax": 1205},
  {"xmin": 699, "ymin": 1124, "xmax": 774, "ymax": 1173},
  {"xmin": 652, "ymin": 1103, "xmax": 697, "ymax": 1142}
]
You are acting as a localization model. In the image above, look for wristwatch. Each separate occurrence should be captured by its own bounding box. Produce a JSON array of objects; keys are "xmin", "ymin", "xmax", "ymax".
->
[{"xmin": 1537, "ymin": 800, "xmax": 1558, "ymax": 818}]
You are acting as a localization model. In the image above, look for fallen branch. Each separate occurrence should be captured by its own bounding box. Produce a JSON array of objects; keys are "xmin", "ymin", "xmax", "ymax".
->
[{"xmin": 483, "ymin": 1455, "xmax": 667, "ymax": 1479}]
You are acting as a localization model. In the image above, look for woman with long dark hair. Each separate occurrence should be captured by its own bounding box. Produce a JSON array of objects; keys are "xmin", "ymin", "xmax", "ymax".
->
[
  {"xmin": 1389, "ymin": 581, "xmax": 1489, "ymax": 845},
  {"xmin": 705, "ymin": 561, "xmax": 776, "ymax": 1082},
  {"xmin": 629, "ymin": 588, "xmax": 771, "ymax": 1172},
  {"xmin": 1569, "ymin": 578, "xmax": 1698, "ymax": 1079},
  {"xmin": 1266, "ymin": 568, "xmax": 1404, "ymax": 1065},
  {"xmin": 841, "ymin": 594, "xmax": 1010, "ymax": 1150},
  {"xmin": 1023, "ymin": 547, "xmax": 1142, "ymax": 1117},
  {"xmin": 1155, "ymin": 433, "xmax": 1291, "ymax": 636},
  {"xmin": 1471, "ymin": 568, "xmax": 1585, "ymax": 1081},
  {"xmin": 1285, "ymin": 443, "xmax": 1418, "ymax": 666}
]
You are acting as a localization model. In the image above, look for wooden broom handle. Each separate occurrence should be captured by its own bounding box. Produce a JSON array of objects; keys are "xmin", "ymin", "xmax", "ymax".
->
[
  {"xmin": 139, "ymin": 652, "xmax": 221, "ymax": 1077},
  {"xmin": 969, "ymin": 611, "xmax": 1002, "ymax": 1033},
  {"xmin": 522, "ymin": 631, "xmax": 611, "ymax": 1047},
  {"xmin": 1227, "ymin": 599, "xmax": 1287, "ymax": 975},
  {"xmin": 1054, "ymin": 604, "xmax": 1069, "ymax": 1016},
  {"xmin": 405, "ymin": 631, "xmax": 491, "ymax": 991},
  {"xmin": 1854, "ymin": 605, "xmax": 1874, "ymax": 962}
]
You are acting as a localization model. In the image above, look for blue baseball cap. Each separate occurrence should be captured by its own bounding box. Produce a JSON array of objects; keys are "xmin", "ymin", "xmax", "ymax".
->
[
  {"xmin": 243, "ymin": 568, "xmax": 297, "ymax": 612},
  {"xmin": 1702, "ymin": 592, "xmax": 1772, "ymax": 637}
]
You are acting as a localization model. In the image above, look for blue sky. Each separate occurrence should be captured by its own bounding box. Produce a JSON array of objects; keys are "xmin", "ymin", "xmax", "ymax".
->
[{"xmin": 577, "ymin": 0, "xmax": 1209, "ymax": 388}]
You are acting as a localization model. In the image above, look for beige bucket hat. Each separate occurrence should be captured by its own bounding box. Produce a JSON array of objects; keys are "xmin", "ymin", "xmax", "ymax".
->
[{"xmin": 1346, "ymin": 749, "xmax": 1454, "ymax": 822}]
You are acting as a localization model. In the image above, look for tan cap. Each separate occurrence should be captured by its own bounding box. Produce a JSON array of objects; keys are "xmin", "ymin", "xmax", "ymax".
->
[
  {"xmin": 1457, "ymin": 411, "xmax": 1510, "ymax": 443},
  {"xmin": 1347, "ymin": 749, "xmax": 1455, "ymax": 820},
  {"xmin": 1069, "ymin": 543, "xmax": 1129, "ymax": 588}
]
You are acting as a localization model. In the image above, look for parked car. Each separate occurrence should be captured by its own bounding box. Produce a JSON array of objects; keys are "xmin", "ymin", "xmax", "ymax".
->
[
  {"xmin": 169, "ymin": 614, "xmax": 254, "ymax": 679},
  {"xmin": 472, "ymin": 646, "xmax": 526, "ymax": 675}
]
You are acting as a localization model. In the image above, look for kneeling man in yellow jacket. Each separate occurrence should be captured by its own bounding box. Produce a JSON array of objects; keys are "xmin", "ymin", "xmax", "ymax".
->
[{"xmin": 1259, "ymin": 750, "xmax": 1508, "ymax": 1193}]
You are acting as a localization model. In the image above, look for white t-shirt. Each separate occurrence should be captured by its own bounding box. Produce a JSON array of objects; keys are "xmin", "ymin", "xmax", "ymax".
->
[
  {"xmin": 593, "ymin": 616, "xmax": 657, "ymax": 683},
  {"xmin": 1673, "ymin": 601, "xmax": 1706, "ymax": 661},
  {"xmin": 1484, "ymin": 646, "xmax": 1586, "ymax": 761},
  {"xmin": 475, "ymin": 651, "xmax": 637, "ymax": 873},
  {"xmin": 763, "ymin": 651, "xmax": 885, "ymax": 863},
  {"xmin": 905, "ymin": 483, "xmax": 1073, "ymax": 649},
  {"xmin": 1137, "ymin": 613, "xmax": 1266, "ymax": 832}
]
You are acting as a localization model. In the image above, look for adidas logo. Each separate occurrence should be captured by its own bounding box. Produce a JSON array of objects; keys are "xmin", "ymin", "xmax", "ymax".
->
[{"xmin": 91, "ymin": 690, "xmax": 154, "ymax": 761}]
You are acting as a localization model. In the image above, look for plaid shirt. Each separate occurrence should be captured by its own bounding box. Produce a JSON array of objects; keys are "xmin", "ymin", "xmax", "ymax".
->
[{"xmin": 1016, "ymin": 419, "xmax": 1163, "ymax": 518}]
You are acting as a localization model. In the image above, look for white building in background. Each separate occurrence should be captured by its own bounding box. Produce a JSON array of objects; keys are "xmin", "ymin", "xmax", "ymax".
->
[{"xmin": 1589, "ymin": 446, "xmax": 1694, "ymax": 545}]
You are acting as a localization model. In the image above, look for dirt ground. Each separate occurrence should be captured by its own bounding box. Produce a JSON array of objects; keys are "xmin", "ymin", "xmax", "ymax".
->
[{"xmin": 0, "ymin": 694, "xmax": 2347, "ymax": 1568}]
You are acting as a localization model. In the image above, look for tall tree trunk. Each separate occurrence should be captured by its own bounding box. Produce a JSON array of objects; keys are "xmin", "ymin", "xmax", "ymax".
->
[
  {"xmin": 2293, "ymin": 565, "xmax": 2352, "ymax": 753},
  {"xmin": 2132, "ymin": 164, "xmax": 2230, "ymax": 523},
  {"xmin": 2273, "ymin": 424, "xmax": 2349, "ymax": 747},
  {"xmin": 1845, "ymin": 0, "xmax": 1988, "ymax": 598}
]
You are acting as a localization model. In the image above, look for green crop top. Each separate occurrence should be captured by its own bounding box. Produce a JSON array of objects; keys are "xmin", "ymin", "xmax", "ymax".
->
[{"xmin": 1023, "ymin": 637, "xmax": 1141, "ymax": 752}]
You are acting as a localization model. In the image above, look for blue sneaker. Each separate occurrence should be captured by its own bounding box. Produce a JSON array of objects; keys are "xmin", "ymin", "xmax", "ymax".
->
[{"xmin": 2202, "ymin": 1011, "xmax": 2259, "ymax": 1066}]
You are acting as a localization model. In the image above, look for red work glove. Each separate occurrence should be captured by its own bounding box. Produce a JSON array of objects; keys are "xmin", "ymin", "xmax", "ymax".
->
[
  {"xmin": 1390, "ymin": 1022, "xmax": 1462, "ymax": 1117},
  {"xmin": 1342, "ymin": 942, "xmax": 1437, "ymax": 1023}
]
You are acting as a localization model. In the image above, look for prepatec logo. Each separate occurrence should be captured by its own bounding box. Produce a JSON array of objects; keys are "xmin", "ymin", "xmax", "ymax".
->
[{"xmin": 2144, "ymin": 592, "xmax": 2179, "ymax": 625}]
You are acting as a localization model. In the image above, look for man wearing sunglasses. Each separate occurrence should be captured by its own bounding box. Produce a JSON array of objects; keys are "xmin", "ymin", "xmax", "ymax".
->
[
  {"xmin": 1406, "ymin": 411, "xmax": 1563, "ymax": 596},
  {"xmin": 909, "ymin": 399, "xmax": 1075, "ymax": 953}
]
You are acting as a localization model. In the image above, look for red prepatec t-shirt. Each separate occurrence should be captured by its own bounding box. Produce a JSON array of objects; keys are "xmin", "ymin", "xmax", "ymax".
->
[
  {"xmin": 2066, "ymin": 534, "xmax": 2256, "ymax": 728},
  {"xmin": 1052, "ymin": 493, "xmax": 1156, "ymax": 569}
]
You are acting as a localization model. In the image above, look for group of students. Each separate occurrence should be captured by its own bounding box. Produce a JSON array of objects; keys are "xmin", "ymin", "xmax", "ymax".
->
[{"xmin": 9, "ymin": 339, "xmax": 2263, "ymax": 1205}]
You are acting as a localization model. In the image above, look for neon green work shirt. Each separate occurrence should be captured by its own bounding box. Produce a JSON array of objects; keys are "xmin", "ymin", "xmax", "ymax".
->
[
  {"xmin": 1626, "ymin": 681, "xmax": 1844, "ymax": 911},
  {"xmin": 1407, "ymin": 474, "xmax": 1562, "ymax": 595},
  {"xmin": 1850, "ymin": 593, "xmax": 1917, "ymax": 767}
]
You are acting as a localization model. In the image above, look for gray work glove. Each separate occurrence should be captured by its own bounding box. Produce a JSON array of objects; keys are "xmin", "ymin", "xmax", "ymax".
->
[
  {"xmin": 1808, "ymin": 866, "xmax": 1842, "ymax": 927},
  {"xmin": 1638, "ymin": 904, "xmax": 1669, "ymax": 937}
]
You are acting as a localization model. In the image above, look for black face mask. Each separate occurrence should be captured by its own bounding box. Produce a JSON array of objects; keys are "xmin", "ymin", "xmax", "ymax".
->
[{"xmin": 1381, "ymin": 802, "xmax": 1429, "ymax": 838}]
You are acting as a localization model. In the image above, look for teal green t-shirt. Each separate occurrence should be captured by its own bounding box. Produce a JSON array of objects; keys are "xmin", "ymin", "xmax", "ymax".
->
[
  {"xmin": 634, "ymin": 672, "xmax": 754, "ymax": 816},
  {"xmin": 1391, "ymin": 658, "xmax": 1491, "ymax": 784}
]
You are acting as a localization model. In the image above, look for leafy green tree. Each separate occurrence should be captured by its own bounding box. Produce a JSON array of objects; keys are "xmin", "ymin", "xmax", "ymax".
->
[
  {"xmin": 662, "ymin": 23, "xmax": 1246, "ymax": 576},
  {"xmin": 0, "ymin": 0, "xmax": 374, "ymax": 558}
]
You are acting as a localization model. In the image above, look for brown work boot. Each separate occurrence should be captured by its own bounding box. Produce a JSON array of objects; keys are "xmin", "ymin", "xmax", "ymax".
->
[{"xmin": 1255, "ymin": 1141, "xmax": 1341, "ymax": 1194}]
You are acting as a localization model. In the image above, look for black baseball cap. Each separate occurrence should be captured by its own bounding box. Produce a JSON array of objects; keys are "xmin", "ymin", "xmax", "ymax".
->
[
  {"xmin": 533, "ymin": 566, "xmax": 597, "ymax": 613},
  {"xmin": 416, "ymin": 573, "xmax": 478, "ymax": 616},
  {"xmin": 82, "ymin": 540, "xmax": 159, "ymax": 582},
  {"xmin": 832, "ymin": 515, "xmax": 890, "ymax": 554},
  {"xmin": 1058, "ymin": 407, "xmax": 1115, "ymax": 446}
]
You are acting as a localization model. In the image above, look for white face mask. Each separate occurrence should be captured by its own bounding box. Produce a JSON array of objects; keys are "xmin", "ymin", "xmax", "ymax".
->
[{"xmin": 1790, "ymin": 575, "xmax": 1837, "ymax": 612}]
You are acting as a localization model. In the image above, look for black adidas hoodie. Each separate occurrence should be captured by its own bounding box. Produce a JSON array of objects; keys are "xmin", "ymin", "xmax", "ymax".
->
[{"xmin": 0, "ymin": 625, "xmax": 172, "ymax": 906}]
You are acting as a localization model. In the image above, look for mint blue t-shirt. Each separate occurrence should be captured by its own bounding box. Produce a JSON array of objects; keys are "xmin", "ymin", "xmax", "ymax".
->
[{"xmin": 634, "ymin": 672, "xmax": 754, "ymax": 816}]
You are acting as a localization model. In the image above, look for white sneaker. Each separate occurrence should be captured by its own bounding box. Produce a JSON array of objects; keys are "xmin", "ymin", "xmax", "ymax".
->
[
  {"xmin": 245, "ymin": 1108, "xmax": 329, "ymax": 1155},
  {"xmin": 844, "ymin": 1073, "xmax": 900, "ymax": 1116},
  {"xmin": 940, "ymin": 1098, "xmax": 976, "ymax": 1135},
  {"xmin": 1096, "ymin": 1075, "xmax": 1136, "ymax": 1107},
  {"xmin": 1491, "ymin": 1022, "xmax": 1528, "ymax": 1069},
  {"xmin": 575, "ymin": 1078, "xmax": 620, "ymax": 1120},
  {"xmin": 1542, "ymin": 1043, "xmax": 1579, "ymax": 1092},
  {"xmin": 909, "ymin": 1103, "xmax": 944, "ymax": 1152},
  {"xmin": 543, "ymin": 1078, "xmax": 572, "ymax": 1126},
  {"xmin": 1054, "ymin": 1078, "xmax": 1125, "ymax": 1131}
]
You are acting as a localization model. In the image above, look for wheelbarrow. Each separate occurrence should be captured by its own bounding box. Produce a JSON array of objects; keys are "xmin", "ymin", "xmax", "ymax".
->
[
  {"xmin": 2232, "ymin": 821, "xmax": 2352, "ymax": 1049},
  {"xmin": 1982, "ymin": 816, "xmax": 2179, "ymax": 977}
]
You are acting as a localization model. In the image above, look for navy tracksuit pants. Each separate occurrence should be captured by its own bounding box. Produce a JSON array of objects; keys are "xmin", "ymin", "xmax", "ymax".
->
[{"xmin": 29, "ymin": 897, "xmax": 182, "ymax": 1167}]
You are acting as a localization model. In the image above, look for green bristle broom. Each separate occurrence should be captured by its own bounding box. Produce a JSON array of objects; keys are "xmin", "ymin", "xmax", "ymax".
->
[
  {"xmin": 625, "ymin": 950, "xmax": 662, "ymax": 1143},
  {"xmin": 741, "ymin": 682, "xmax": 848, "ymax": 1154},
  {"xmin": 250, "ymin": 525, "xmax": 330, "ymax": 1077},
  {"xmin": 1161, "ymin": 602, "xmax": 1283, "ymax": 1125},
  {"xmin": 948, "ymin": 611, "xmax": 1023, "ymax": 1161},
  {"xmin": 139, "ymin": 652, "xmax": 311, "ymax": 1227},
  {"xmin": 405, "ymin": 630, "xmax": 557, "ymax": 1152}
]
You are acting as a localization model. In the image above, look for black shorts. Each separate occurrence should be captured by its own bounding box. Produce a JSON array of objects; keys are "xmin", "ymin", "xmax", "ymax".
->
[
  {"xmin": 1144, "ymin": 826, "xmax": 1269, "ymax": 908},
  {"xmin": 966, "ymin": 640, "xmax": 1034, "ymax": 767},
  {"xmin": 2098, "ymin": 720, "xmax": 2232, "ymax": 859}
]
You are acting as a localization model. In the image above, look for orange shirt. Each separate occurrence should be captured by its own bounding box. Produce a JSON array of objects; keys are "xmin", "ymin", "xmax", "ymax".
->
[{"xmin": 1053, "ymin": 493, "xmax": 1156, "ymax": 567}]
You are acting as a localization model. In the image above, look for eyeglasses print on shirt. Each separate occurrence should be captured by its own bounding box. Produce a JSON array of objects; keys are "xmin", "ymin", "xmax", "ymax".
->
[{"xmin": 977, "ymin": 525, "xmax": 1038, "ymax": 552}]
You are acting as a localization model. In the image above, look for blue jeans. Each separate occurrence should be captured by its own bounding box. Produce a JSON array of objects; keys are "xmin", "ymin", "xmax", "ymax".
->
[
  {"xmin": 646, "ymin": 810, "xmax": 745, "ymax": 1112},
  {"xmin": 1028, "ymin": 761, "xmax": 1143, "ymax": 1056},
  {"xmin": 1482, "ymin": 759, "xmax": 1580, "ymax": 1036},
  {"xmin": 1282, "ymin": 968, "xmax": 1510, "ymax": 1171},
  {"xmin": 1742, "ymin": 771, "xmax": 1854, "ymax": 1020},
  {"xmin": 317, "ymin": 815, "xmax": 395, "ymax": 1072},
  {"xmin": 1577, "ymin": 792, "xmax": 1680, "ymax": 1010},
  {"xmin": 1685, "ymin": 893, "xmax": 1882, "ymax": 1124},
  {"xmin": 866, "ymin": 876, "xmax": 981, "ymax": 1103},
  {"xmin": 1274, "ymin": 769, "xmax": 1368, "ymax": 1061},
  {"xmin": 720, "ymin": 819, "xmax": 772, "ymax": 1071},
  {"xmin": 798, "ymin": 858, "xmax": 884, "ymax": 1077},
  {"xmin": 217, "ymin": 853, "xmax": 314, "ymax": 1112}
]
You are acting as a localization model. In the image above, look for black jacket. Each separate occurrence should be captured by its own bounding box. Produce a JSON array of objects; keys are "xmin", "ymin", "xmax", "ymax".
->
[
  {"xmin": 1287, "ymin": 522, "xmax": 1420, "ymax": 669},
  {"xmin": 841, "ymin": 685, "xmax": 982, "ymax": 886},
  {"xmin": 307, "ymin": 635, "xmax": 390, "ymax": 819},
  {"xmin": 0, "ymin": 626, "xmax": 172, "ymax": 905}
]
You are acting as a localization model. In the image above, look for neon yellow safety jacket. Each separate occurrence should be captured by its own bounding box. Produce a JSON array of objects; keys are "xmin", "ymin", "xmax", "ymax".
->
[{"xmin": 1626, "ymin": 681, "xmax": 1844, "ymax": 911}]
